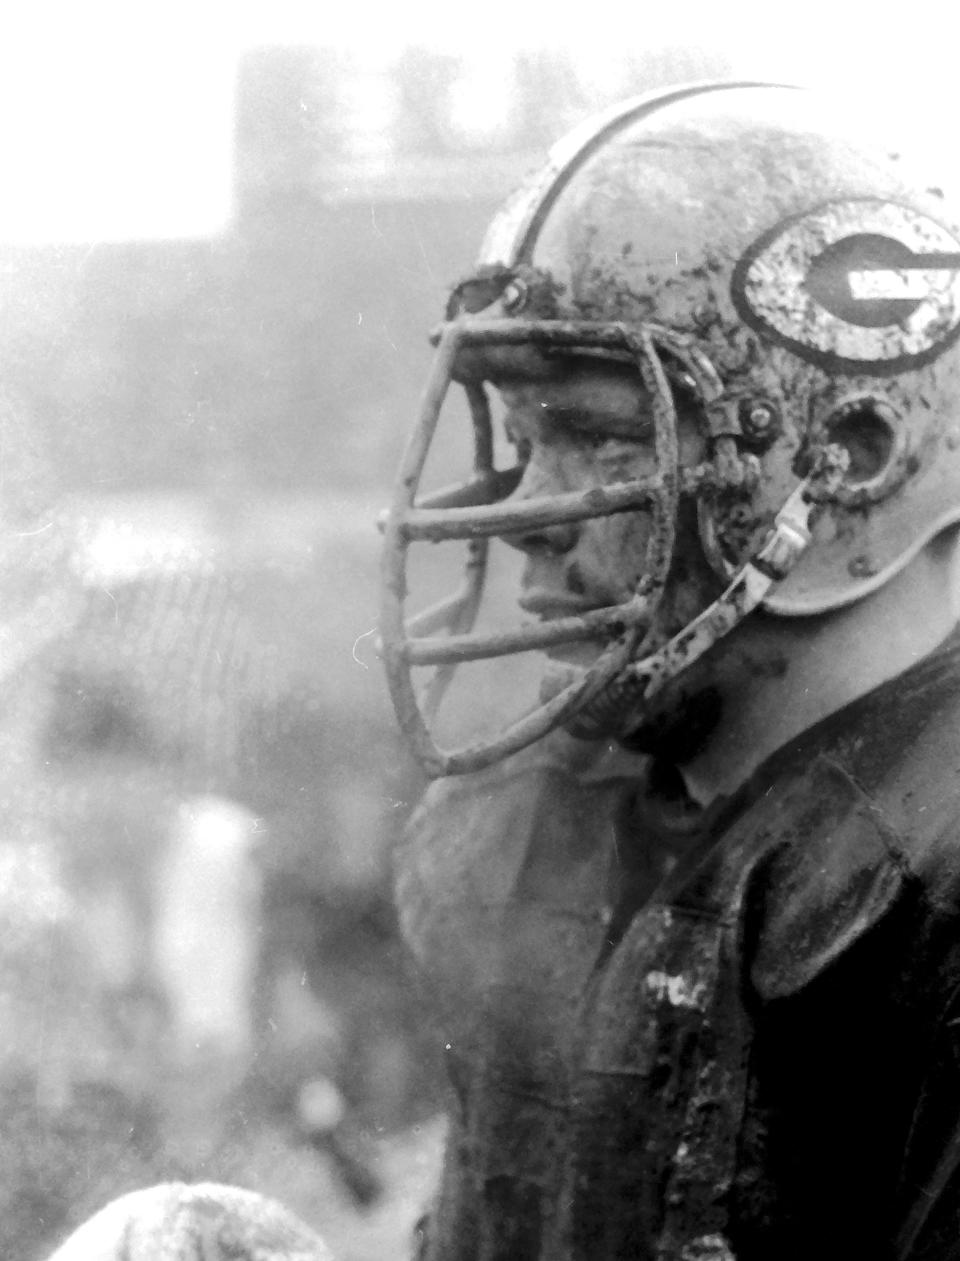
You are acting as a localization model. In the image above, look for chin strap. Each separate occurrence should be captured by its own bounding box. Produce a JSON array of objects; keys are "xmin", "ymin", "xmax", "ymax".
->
[{"xmin": 567, "ymin": 444, "xmax": 850, "ymax": 739}]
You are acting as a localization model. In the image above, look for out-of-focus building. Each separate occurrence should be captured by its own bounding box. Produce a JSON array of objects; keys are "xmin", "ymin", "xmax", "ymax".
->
[{"xmin": 0, "ymin": 43, "xmax": 743, "ymax": 1259}]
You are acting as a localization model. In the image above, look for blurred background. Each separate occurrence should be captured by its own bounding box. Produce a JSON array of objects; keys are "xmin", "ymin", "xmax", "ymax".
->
[{"xmin": 0, "ymin": 4, "xmax": 954, "ymax": 1257}]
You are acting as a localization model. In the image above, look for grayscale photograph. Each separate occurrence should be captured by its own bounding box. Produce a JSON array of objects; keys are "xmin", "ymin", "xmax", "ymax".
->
[{"xmin": 1, "ymin": 4, "xmax": 957, "ymax": 1258}]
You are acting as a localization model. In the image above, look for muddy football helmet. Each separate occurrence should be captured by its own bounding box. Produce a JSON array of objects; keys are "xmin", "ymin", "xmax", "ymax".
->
[{"xmin": 380, "ymin": 81, "xmax": 960, "ymax": 776}]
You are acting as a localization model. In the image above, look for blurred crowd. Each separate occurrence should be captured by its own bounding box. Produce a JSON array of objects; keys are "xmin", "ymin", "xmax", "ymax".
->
[
  {"xmin": 0, "ymin": 41, "xmax": 738, "ymax": 1260},
  {"xmin": 0, "ymin": 459, "xmax": 445, "ymax": 1259}
]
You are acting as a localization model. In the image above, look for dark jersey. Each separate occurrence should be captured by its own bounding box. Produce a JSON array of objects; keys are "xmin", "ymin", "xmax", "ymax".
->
[{"xmin": 396, "ymin": 635, "xmax": 960, "ymax": 1260}]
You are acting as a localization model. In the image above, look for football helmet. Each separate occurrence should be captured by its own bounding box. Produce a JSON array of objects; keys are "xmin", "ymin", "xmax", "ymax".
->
[{"xmin": 380, "ymin": 81, "xmax": 960, "ymax": 776}]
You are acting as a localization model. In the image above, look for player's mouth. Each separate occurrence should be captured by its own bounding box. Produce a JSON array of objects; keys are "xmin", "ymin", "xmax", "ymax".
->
[
  {"xmin": 517, "ymin": 589, "xmax": 604, "ymax": 619},
  {"xmin": 517, "ymin": 587, "xmax": 619, "ymax": 668}
]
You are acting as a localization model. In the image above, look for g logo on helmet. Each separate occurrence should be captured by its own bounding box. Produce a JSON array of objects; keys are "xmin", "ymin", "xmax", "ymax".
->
[{"xmin": 732, "ymin": 198, "xmax": 960, "ymax": 375}]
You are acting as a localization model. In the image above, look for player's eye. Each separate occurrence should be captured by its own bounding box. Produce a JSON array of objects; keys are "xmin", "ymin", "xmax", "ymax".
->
[{"xmin": 550, "ymin": 405, "xmax": 650, "ymax": 445}]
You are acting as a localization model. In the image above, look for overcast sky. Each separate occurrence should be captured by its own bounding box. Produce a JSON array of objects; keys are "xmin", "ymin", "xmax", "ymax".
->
[{"xmin": 0, "ymin": 0, "xmax": 952, "ymax": 242}]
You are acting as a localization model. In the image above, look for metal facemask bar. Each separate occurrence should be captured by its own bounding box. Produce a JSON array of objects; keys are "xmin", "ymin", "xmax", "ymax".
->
[{"xmin": 379, "ymin": 317, "xmax": 683, "ymax": 777}]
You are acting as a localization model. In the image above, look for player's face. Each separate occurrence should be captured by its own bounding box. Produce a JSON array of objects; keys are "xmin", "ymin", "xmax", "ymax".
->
[{"xmin": 495, "ymin": 360, "xmax": 703, "ymax": 669}]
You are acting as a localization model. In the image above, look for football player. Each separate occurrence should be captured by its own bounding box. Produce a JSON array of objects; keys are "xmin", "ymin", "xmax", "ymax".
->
[{"xmin": 382, "ymin": 82, "xmax": 960, "ymax": 1259}]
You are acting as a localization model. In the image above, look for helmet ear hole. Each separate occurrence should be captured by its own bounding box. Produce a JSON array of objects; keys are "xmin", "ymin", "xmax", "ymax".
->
[{"xmin": 821, "ymin": 396, "xmax": 904, "ymax": 504}]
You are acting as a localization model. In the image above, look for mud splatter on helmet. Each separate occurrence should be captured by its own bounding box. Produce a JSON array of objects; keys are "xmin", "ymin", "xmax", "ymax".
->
[{"xmin": 380, "ymin": 82, "xmax": 960, "ymax": 776}]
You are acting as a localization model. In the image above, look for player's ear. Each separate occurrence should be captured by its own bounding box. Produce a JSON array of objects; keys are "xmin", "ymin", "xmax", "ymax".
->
[{"xmin": 817, "ymin": 395, "xmax": 903, "ymax": 503}]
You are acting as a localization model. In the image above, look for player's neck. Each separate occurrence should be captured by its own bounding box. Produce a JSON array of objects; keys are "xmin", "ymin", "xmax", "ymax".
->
[{"xmin": 678, "ymin": 534, "xmax": 960, "ymax": 807}]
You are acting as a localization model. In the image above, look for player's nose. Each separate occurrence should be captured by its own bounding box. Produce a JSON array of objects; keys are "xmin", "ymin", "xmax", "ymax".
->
[{"xmin": 499, "ymin": 459, "xmax": 579, "ymax": 555}]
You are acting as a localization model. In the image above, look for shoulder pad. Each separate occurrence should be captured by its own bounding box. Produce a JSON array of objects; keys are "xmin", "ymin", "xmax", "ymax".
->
[{"xmin": 750, "ymin": 756, "xmax": 909, "ymax": 1000}]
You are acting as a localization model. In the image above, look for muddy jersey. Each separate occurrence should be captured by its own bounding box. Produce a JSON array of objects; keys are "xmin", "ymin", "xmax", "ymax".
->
[{"xmin": 396, "ymin": 636, "xmax": 960, "ymax": 1261}]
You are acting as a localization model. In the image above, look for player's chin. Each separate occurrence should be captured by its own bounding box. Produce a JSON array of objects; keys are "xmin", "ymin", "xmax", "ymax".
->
[
  {"xmin": 536, "ymin": 643, "xmax": 624, "ymax": 735},
  {"xmin": 538, "ymin": 637, "xmax": 608, "ymax": 682}
]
